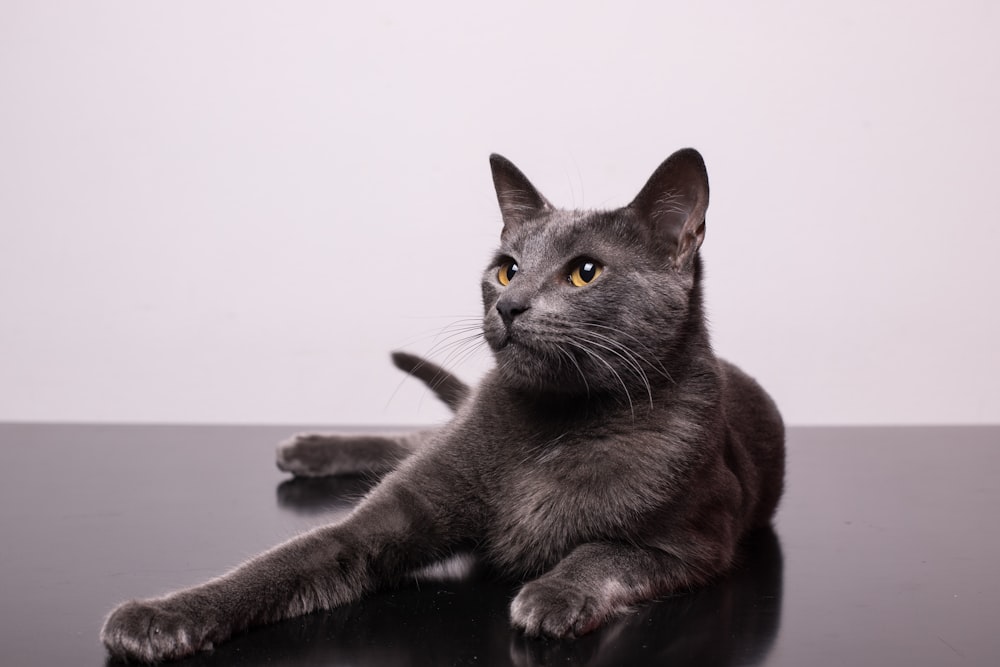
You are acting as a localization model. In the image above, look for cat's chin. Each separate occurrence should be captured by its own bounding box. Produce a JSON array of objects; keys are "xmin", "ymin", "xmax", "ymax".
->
[{"xmin": 491, "ymin": 344, "xmax": 588, "ymax": 395}]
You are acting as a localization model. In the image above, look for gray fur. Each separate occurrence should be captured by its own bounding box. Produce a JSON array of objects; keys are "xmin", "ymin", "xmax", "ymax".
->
[{"xmin": 101, "ymin": 148, "xmax": 785, "ymax": 663}]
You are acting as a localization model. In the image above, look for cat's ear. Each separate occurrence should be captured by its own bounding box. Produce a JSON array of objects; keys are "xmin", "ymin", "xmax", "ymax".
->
[
  {"xmin": 489, "ymin": 154, "xmax": 553, "ymax": 229},
  {"xmin": 628, "ymin": 148, "xmax": 709, "ymax": 269}
]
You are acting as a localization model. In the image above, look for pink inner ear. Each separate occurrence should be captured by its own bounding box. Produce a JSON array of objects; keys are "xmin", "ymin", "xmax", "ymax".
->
[{"xmin": 672, "ymin": 219, "xmax": 707, "ymax": 268}]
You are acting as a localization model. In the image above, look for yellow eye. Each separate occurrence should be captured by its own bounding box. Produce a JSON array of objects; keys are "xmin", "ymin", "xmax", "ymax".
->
[
  {"xmin": 569, "ymin": 260, "xmax": 603, "ymax": 287},
  {"xmin": 498, "ymin": 261, "xmax": 518, "ymax": 286}
]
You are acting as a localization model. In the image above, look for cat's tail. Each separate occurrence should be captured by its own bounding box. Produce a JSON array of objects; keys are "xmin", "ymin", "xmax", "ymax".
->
[{"xmin": 391, "ymin": 351, "xmax": 470, "ymax": 412}]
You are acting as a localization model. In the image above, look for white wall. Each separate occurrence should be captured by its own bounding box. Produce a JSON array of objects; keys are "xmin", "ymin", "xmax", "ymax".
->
[{"xmin": 2, "ymin": 1, "xmax": 998, "ymax": 426}]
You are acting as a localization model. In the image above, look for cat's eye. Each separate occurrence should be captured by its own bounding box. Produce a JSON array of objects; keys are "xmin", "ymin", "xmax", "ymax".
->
[
  {"xmin": 569, "ymin": 260, "xmax": 603, "ymax": 287},
  {"xmin": 498, "ymin": 261, "xmax": 518, "ymax": 286}
]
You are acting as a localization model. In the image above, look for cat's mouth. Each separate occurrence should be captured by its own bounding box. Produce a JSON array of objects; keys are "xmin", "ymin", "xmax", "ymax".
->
[
  {"xmin": 495, "ymin": 332, "xmax": 515, "ymax": 350},
  {"xmin": 485, "ymin": 318, "xmax": 540, "ymax": 355},
  {"xmin": 490, "ymin": 328, "xmax": 529, "ymax": 353},
  {"xmin": 498, "ymin": 332, "xmax": 556, "ymax": 364}
]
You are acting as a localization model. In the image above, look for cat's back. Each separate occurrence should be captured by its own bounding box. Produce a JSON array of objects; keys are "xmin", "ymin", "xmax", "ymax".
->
[{"xmin": 717, "ymin": 359, "xmax": 785, "ymax": 527}]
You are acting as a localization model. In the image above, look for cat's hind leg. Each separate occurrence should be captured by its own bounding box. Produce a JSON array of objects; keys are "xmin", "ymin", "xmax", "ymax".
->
[
  {"xmin": 276, "ymin": 430, "xmax": 434, "ymax": 478},
  {"xmin": 277, "ymin": 351, "xmax": 468, "ymax": 478}
]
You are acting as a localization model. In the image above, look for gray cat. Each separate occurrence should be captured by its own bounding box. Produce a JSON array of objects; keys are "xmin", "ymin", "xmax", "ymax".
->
[{"xmin": 101, "ymin": 148, "xmax": 785, "ymax": 663}]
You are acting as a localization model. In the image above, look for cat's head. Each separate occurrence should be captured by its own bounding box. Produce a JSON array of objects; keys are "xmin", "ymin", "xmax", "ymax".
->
[{"xmin": 481, "ymin": 148, "xmax": 710, "ymax": 397}]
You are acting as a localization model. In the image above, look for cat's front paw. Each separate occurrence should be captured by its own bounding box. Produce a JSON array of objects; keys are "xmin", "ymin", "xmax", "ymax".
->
[
  {"xmin": 510, "ymin": 579, "xmax": 603, "ymax": 638},
  {"xmin": 101, "ymin": 598, "xmax": 215, "ymax": 663}
]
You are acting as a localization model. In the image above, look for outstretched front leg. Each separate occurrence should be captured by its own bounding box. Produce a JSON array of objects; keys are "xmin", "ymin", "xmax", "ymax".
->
[
  {"xmin": 102, "ymin": 453, "xmax": 480, "ymax": 663},
  {"xmin": 511, "ymin": 540, "xmax": 733, "ymax": 638}
]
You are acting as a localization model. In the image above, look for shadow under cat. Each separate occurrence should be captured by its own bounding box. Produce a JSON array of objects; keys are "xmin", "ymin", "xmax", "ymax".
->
[{"xmin": 118, "ymin": 476, "xmax": 782, "ymax": 667}]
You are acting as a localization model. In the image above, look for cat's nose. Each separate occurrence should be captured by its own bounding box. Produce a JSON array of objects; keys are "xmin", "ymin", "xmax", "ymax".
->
[{"xmin": 496, "ymin": 298, "xmax": 530, "ymax": 327}]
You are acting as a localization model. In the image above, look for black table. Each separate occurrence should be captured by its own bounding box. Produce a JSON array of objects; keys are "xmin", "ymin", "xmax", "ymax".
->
[{"xmin": 1, "ymin": 424, "xmax": 996, "ymax": 666}]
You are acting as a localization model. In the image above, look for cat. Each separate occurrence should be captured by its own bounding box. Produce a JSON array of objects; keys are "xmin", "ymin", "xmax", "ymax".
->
[{"xmin": 101, "ymin": 148, "xmax": 785, "ymax": 663}]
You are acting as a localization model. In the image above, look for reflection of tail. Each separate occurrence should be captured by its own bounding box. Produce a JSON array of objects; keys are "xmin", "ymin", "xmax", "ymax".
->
[{"xmin": 391, "ymin": 351, "xmax": 470, "ymax": 412}]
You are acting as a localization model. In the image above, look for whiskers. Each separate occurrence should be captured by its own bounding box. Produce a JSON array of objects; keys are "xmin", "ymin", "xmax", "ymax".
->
[
  {"xmin": 563, "ymin": 338, "xmax": 642, "ymax": 418},
  {"xmin": 577, "ymin": 323, "xmax": 676, "ymax": 385},
  {"xmin": 385, "ymin": 317, "xmax": 487, "ymax": 410},
  {"xmin": 385, "ymin": 314, "xmax": 672, "ymax": 424},
  {"xmin": 541, "ymin": 321, "xmax": 674, "ymax": 420}
]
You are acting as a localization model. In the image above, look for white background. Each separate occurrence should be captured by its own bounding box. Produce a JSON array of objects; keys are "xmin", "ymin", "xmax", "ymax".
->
[{"xmin": 2, "ymin": 1, "xmax": 998, "ymax": 426}]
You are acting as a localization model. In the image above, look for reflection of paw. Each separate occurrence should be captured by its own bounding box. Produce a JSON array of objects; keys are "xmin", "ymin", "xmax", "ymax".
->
[
  {"xmin": 276, "ymin": 433, "xmax": 337, "ymax": 477},
  {"xmin": 508, "ymin": 631, "xmax": 601, "ymax": 667},
  {"xmin": 511, "ymin": 579, "xmax": 603, "ymax": 638},
  {"xmin": 101, "ymin": 598, "xmax": 216, "ymax": 663}
]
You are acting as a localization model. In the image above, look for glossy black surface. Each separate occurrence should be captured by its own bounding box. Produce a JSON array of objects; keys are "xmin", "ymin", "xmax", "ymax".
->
[{"xmin": 0, "ymin": 424, "xmax": 997, "ymax": 665}]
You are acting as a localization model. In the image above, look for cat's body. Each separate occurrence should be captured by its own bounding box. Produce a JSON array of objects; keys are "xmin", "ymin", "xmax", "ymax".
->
[{"xmin": 102, "ymin": 148, "xmax": 784, "ymax": 663}]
